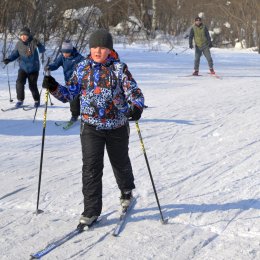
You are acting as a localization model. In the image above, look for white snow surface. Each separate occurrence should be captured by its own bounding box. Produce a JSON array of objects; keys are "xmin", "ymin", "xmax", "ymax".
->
[{"xmin": 0, "ymin": 45, "xmax": 260, "ymax": 260}]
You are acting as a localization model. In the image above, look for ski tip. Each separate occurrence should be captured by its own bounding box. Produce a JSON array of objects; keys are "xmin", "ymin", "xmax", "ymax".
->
[
  {"xmin": 77, "ymin": 223, "xmax": 88, "ymax": 231},
  {"xmin": 77, "ymin": 220, "xmax": 99, "ymax": 231}
]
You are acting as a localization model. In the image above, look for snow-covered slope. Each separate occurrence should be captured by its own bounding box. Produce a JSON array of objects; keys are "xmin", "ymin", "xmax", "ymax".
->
[{"xmin": 0, "ymin": 45, "xmax": 259, "ymax": 260}]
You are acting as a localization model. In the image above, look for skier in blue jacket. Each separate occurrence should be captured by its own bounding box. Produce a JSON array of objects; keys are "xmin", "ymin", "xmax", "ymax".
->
[
  {"xmin": 3, "ymin": 27, "xmax": 45, "ymax": 108},
  {"xmin": 45, "ymin": 40, "xmax": 84, "ymax": 122}
]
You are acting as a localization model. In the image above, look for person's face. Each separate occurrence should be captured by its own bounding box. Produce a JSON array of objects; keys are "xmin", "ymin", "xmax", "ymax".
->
[
  {"xmin": 20, "ymin": 35, "xmax": 29, "ymax": 42},
  {"xmin": 195, "ymin": 19, "xmax": 202, "ymax": 25},
  {"xmin": 90, "ymin": 47, "xmax": 111, "ymax": 63},
  {"xmin": 62, "ymin": 52, "xmax": 72, "ymax": 58}
]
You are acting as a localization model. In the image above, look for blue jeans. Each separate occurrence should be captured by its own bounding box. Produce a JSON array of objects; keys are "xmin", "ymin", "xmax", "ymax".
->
[{"xmin": 194, "ymin": 46, "xmax": 213, "ymax": 71}]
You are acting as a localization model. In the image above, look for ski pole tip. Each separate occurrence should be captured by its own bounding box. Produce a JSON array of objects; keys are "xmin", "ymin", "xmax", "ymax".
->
[
  {"xmin": 161, "ymin": 217, "xmax": 169, "ymax": 225},
  {"xmin": 34, "ymin": 209, "xmax": 44, "ymax": 215}
]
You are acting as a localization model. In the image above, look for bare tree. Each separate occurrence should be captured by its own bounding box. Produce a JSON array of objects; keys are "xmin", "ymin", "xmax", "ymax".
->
[{"xmin": 1, "ymin": 0, "xmax": 260, "ymax": 54}]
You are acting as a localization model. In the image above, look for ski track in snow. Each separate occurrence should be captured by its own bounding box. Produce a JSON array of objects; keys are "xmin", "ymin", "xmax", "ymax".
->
[{"xmin": 0, "ymin": 45, "xmax": 260, "ymax": 260}]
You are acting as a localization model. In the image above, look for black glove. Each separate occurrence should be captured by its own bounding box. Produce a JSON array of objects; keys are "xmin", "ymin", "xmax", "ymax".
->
[
  {"xmin": 128, "ymin": 105, "xmax": 143, "ymax": 121},
  {"xmin": 189, "ymin": 44, "xmax": 193, "ymax": 49},
  {"xmin": 209, "ymin": 42, "xmax": 213, "ymax": 48},
  {"xmin": 42, "ymin": 75, "xmax": 58, "ymax": 91},
  {"xmin": 3, "ymin": 59, "xmax": 10, "ymax": 65}
]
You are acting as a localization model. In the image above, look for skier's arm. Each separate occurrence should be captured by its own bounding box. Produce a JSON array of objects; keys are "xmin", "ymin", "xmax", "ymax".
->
[
  {"xmin": 204, "ymin": 26, "xmax": 212, "ymax": 46},
  {"xmin": 7, "ymin": 48, "xmax": 20, "ymax": 62},
  {"xmin": 47, "ymin": 55, "xmax": 63, "ymax": 71},
  {"xmin": 189, "ymin": 27, "xmax": 194, "ymax": 48},
  {"xmin": 43, "ymin": 67, "xmax": 81, "ymax": 103},
  {"xmin": 122, "ymin": 64, "xmax": 144, "ymax": 109},
  {"xmin": 34, "ymin": 38, "xmax": 46, "ymax": 53}
]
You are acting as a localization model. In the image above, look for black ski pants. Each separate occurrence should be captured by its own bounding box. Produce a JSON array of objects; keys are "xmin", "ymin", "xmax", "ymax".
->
[
  {"xmin": 16, "ymin": 69, "xmax": 40, "ymax": 102},
  {"xmin": 70, "ymin": 95, "xmax": 80, "ymax": 117},
  {"xmin": 80, "ymin": 122, "xmax": 135, "ymax": 217}
]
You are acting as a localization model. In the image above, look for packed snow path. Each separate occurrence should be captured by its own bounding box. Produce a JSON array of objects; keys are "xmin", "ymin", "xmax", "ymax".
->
[{"xmin": 0, "ymin": 45, "xmax": 259, "ymax": 259}]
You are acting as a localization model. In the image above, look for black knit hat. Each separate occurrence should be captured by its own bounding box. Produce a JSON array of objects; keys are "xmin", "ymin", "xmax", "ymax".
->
[
  {"xmin": 89, "ymin": 29, "xmax": 113, "ymax": 50},
  {"xmin": 20, "ymin": 27, "xmax": 31, "ymax": 36},
  {"xmin": 195, "ymin": 17, "xmax": 202, "ymax": 21}
]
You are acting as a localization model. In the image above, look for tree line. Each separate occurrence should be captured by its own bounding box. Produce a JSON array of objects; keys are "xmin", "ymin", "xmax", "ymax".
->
[{"xmin": 1, "ymin": 0, "xmax": 260, "ymax": 59}]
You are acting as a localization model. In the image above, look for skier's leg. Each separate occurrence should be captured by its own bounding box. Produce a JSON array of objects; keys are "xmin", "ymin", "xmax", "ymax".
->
[
  {"xmin": 16, "ymin": 69, "xmax": 27, "ymax": 101},
  {"xmin": 203, "ymin": 47, "xmax": 214, "ymax": 69},
  {"xmin": 80, "ymin": 123, "xmax": 105, "ymax": 217},
  {"xmin": 106, "ymin": 123, "xmax": 135, "ymax": 192},
  {"xmin": 28, "ymin": 71, "xmax": 40, "ymax": 102},
  {"xmin": 194, "ymin": 46, "xmax": 202, "ymax": 71},
  {"xmin": 69, "ymin": 94, "xmax": 80, "ymax": 121}
]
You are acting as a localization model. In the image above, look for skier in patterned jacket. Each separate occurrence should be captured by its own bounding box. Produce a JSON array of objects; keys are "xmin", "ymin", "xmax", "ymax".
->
[{"xmin": 42, "ymin": 29, "xmax": 144, "ymax": 226}]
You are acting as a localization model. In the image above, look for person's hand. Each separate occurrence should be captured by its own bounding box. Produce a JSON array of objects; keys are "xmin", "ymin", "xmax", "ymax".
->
[
  {"xmin": 189, "ymin": 44, "xmax": 193, "ymax": 49},
  {"xmin": 3, "ymin": 59, "xmax": 10, "ymax": 65},
  {"xmin": 128, "ymin": 105, "xmax": 143, "ymax": 121},
  {"xmin": 42, "ymin": 75, "xmax": 58, "ymax": 91},
  {"xmin": 209, "ymin": 42, "xmax": 213, "ymax": 48}
]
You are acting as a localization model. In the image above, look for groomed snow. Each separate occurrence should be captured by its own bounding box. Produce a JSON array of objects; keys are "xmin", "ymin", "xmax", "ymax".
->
[{"xmin": 0, "ymin": 44, "xmax": 259, "ymax": 260}]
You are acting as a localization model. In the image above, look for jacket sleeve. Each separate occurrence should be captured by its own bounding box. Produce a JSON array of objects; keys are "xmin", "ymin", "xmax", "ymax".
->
[
  {"xmin": 189, "ymin": 27, "xmax": 194, "ymax": 47},
  {"xmin": 36, "ymin": 40, "xmax": 46, "ymax": 53},
  {"xmin": 48, "ymin": 55, "xmax": 63, "ymax": 71},
  {"xmin": 204, "ymin": 26, "xmax": 212, "ymax": 44},
  {"xmin": 122, "ymin": 64, "xmax": 144, "ymax": 109},
  {"xmin": 50, "ymin": 65, "xmax": 81, "ymax": 103},
  {"xmin": 8, "ymin": 47, "xmax": 20, "ymax": 62}
]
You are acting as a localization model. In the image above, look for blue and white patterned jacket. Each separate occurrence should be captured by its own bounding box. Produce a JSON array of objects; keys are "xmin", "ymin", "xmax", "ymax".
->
[{"xmin": 51, "ymin": 51, "xmax": 144, "ymax": 130}]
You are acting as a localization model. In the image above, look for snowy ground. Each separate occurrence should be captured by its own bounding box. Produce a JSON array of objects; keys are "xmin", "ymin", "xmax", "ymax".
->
[{"xmin": 0, "ymin": 44, "xmax": 259, "ymax": 260}]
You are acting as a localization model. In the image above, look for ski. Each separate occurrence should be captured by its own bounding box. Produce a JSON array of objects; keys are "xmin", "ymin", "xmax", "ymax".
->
[
  {"xmin": 208, "ymin": 73, "xmax": 222, "ymax": 79},
  {"xmin": 55, "ymin": 120, "xmax": 78, "ymax": 130},
  {"xmin": 23, "ymin": 105, "xmax": 43, "ymax": 111},
  {"xmin": 112, "ymin": 197, "xmax": 136, "ymax": 237},
  {"xmin": 1, "ymin": 105, "xmax": 29, "ymax": 112},
  {"xmin": 178, "ymin": 74, "xmax": 202, "ymax": 77},
  {"xmin": 30, "ymin": 216, "xmax": 103, "ymax": 259},
  {"xmin": 54, "ymin": 121, "xmax": 63, "ymax": 126},
  {"xmin": 63, "ymin": 120, "xmax": 78, "ymax": 130}
]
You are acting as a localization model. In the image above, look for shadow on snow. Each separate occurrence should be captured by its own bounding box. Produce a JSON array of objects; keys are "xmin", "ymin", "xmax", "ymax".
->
[
  {"xmin": 0, "ymin": 118, "xmax": 194, "ymax": 136},
  {"xmin": 131, "ymin": 198, "xmax": 260, "ymax": 223}
]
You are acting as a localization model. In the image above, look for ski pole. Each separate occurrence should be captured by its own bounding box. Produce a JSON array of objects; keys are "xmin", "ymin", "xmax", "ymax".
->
[
  {"xmin": 175, "ymin": 47, "xmax": 189, "ymax": 55},
  {"xmin": 48, "ymin": 92, "xmax": 54, "ymax": 106},
  {"xmin": 33, "ymin": 88, "xmax": 42, "ymax": 123},
  {"xmin": 33, "ymin": 89, "xmax": 53, "ymax": 123},
  {"xmin": 41, "ymin": 56, "xmax": 54, "ymax": 106},
  {"xmin": 35, "ymin": 69, "xmax": 50, "ymax": 215},
  {"xmin": 6, "ymin": 65, "xmax": 13, "ymax": 102},
  {"xmin": 135, "ymin": 121, "xmax": 167, "ymax": 224},
  {"xmin": 33, "ymin": 58, "xmax": 53, "ymax": 122}
]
